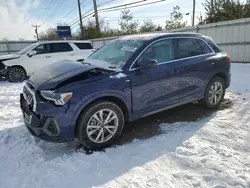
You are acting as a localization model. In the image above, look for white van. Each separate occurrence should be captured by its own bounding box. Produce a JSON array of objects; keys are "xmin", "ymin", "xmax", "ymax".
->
[{"xmin": 0, "ymin": 40, "xmax": 95, "ymax": 82}]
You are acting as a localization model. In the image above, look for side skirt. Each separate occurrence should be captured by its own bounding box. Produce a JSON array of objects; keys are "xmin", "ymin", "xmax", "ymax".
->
[{"xmin": 129, "ymin": 97, "xmax": 204, "ymax": 122}]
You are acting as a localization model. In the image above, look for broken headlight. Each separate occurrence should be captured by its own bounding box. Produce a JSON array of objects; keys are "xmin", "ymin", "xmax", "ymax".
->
[{"xmin": 40, "ymin": 90, "xmax": 72, "ymax": 105}]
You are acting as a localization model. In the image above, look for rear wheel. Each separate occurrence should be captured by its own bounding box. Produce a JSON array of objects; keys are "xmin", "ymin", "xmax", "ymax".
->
[
  {"xmin": 76, "ymin": 101, "xmax": 124, "ymax": 149},
  {"xmin": 7, "ymin": 67, "xmax": 27, "ymax": 83},
  {"xmin": 201, "ymin": 77, "xmax": 225, "ymax": 109}
]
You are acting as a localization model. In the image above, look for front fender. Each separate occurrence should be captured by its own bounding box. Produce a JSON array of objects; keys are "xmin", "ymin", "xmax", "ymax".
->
[
  {"xmin": 69, "ymin": 90, "xmax": 131, "ymax": 134},
  {"xmin": 2, "ymin": 59, "xmax": 22, "ymax": 66}
]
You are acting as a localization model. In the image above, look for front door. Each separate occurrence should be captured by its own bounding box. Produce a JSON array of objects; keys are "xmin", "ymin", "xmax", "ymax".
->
[
  {"xmin": 128, "ymin": 39, "xmax": 183, "ymax": 116},
  {"xmin": 24, "ymin": 42, "xmax": 74, "ymax": 74},
  {"xmin": 22, "ymin": 43, "xmax": 53, "ymax": 74}
]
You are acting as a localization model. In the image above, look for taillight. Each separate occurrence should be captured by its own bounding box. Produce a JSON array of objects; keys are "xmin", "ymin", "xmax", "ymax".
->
[{"xmin": 226, "ymin": 55, "xmax": 231, "ymax": 63}]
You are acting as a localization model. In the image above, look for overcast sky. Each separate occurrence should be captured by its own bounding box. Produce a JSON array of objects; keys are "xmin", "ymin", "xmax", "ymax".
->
[{"xmin": 0, "ymin": 0, "xmax": 245, "ymax": 40}]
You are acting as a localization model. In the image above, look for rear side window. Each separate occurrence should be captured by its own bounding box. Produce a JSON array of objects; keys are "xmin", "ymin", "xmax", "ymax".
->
[
  {"xmin": 208, "ymin": 40, "xmax": 222, "ymax": 53},
  {"xmin": 197, "ymin": 39, "xmax": 213, "ymax": 54},
  {"xmin": 175, "ymin": 38, "xmax": 203, "ymax": 59},
  {"xmin": 74, "ymin": 43, "xmax": 93, "ymax": 50},
  {"xmin": 50, "ymin": 43, "xmax": 73, "ymax": 53}
]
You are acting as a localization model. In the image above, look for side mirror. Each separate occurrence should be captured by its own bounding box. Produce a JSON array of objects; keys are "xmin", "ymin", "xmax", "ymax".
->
[
  {"xmin": 140, "ymin": 59, "xmax": 157, "ymax": 69},
  {"xmin": 28, "ymin": 50, "xmax": 36, "ymax": 57}
]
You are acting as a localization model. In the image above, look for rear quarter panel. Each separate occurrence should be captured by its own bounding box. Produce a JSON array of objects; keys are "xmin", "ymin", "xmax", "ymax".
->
[{"xmin": 205, "ymin": 52, "xmax": 231, "ymax": 90}]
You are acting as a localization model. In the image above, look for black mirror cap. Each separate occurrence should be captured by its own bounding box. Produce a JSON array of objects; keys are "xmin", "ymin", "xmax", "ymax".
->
[{"xmin": 140, "ymin": 59, "xmax": 157, "ymax": 69}]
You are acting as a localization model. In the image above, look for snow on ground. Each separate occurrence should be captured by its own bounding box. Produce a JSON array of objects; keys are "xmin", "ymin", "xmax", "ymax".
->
[{"xmin": 0, "ymin": 63, "xmax": 250, "ymax": 188}]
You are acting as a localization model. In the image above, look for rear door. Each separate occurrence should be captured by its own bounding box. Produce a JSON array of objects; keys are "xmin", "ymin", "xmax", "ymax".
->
[
  {"xmin": 48, "ymin": 42, "xmax": 74, "ymax": 63},
  {"xmin": 128, "ymin": 39, "xmax": 183, "ymax": 116},
  {"xmin": 173, "ymin": 37, "xmax": 215, "ymax": 100}
]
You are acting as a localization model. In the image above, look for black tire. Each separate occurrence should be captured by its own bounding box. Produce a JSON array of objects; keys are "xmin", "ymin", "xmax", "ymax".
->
[
  {"xmin": 201, "ymin": 76, "xmax": 225, "ymax": 109},
  {"xmin": 76, "ymin": 101, "xmax": 124, "ymax": 149},
  {"xmin": 7, "ymin": 66, "xmax": 27, "ymax": 83}
]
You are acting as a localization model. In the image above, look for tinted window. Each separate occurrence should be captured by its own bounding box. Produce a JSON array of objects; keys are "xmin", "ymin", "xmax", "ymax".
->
[
  {"xmin": 74, "ymin": 43, "xmax": 93, "ymax": 49},
  {"xmin": 136, "ymin": 39, "xmax": 174, "ymax": 67},
  {"xmin": 197, "ymin": 39, "xmax": 213, "ymax": 54},
  {"xmin": 176, "ymin": 38, "xmax": 203, "ymax": 59},
  {"xmin": 33, "ymin": 44, "xmax": 51, "ymax": 54},
  {"xmin": 50, "ymin": 43, "xmax": 73, "ymax": 53},
  {"xmin": 209, "ymin": 40, "xmax": 222, "ymax": 53}
]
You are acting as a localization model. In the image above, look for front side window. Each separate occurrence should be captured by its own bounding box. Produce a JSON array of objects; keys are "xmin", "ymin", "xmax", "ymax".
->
[
  {"xmin": 135, "ymin": 39, "xmax": 174, "ymax": 68},
  {"xmin": 18, "ymin": 43, "xmax": 37, "ymax": 55},
  {"xmin": 50, "ymin": 43, "xmax": 73, "ymax": 53},
  {"xmin": 33, "ymin": 44, "xmax": 51, "ymax": 54},
  {"xmin": 175, "ymin": 38, "xmax": 203, "ymax": 59}
]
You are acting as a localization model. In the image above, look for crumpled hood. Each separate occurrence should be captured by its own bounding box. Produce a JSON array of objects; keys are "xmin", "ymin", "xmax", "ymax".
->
[
  {"xmin": 29, "ymin": 60, "xmax": 97, "ymax": 90},
  {"xmin": 0, "ymin": 54, "xmax": 20, "ymax": 61}
]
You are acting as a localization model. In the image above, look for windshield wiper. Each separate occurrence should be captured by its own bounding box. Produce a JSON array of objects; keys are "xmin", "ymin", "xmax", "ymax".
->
[
  {"xmin": 82, "ymin": 62, "xmax": 92, "ymax": 66},
  {"xmin": 108, "ymin": 66, "xmax": 117, "ymax": 69}
]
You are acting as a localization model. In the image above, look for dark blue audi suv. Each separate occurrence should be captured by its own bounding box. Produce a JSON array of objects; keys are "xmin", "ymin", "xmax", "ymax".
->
[{"xmin": 20, "ymin": 33, "xmax": 231, "ymax": 149}]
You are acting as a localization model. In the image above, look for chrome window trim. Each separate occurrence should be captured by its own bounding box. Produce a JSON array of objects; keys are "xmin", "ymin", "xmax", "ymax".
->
[{"xmin": 128, "ymin": 36, "xmax": 215, "ymax": 71}]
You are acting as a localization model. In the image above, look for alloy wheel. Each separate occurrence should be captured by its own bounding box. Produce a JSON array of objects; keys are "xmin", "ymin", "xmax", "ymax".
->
[
  {"xmin": 8, "ymin": 68, "xmax": 26, "ymax": 82},
  {"xmin": 86, "ymin": 109, "xmax": 119, "ymax": 144},
  {"xmin": 208, "ymin": 81, "xmax": 223, "ymax": 105}
]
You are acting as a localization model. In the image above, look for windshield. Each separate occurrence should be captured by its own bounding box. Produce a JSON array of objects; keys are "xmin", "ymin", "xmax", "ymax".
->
[
  {"xmin": 86, "ymin": 39, "xmax": 144, "ymax": 69},
  {"xmin": 17, "ymin": 43, "xmax": 38, "ymax": 55}
]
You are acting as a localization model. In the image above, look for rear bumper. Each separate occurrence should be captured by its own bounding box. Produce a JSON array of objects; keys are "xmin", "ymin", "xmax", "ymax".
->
[
  {"xmin": 20, "ymin": 93, "xmax": 75, "ymax": 143},
  {"xmin": 225, "ymin": 72, "xmax": 231, "ymax": 89}
]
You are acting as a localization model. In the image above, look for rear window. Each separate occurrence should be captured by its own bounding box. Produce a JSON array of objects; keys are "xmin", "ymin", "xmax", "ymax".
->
[{"xmin": 74, "ymin": 43, "xmax": 93, "ymax": 50}]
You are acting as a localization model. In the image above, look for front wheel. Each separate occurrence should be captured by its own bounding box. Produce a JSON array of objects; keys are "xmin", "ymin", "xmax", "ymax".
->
[
  {"xmin": 7, "ymin": 67, "xmax": 27, "ymax": 83},
  {"xmin": 76, "ymin": 101, "xmax": 125, "ymax": 149},
  {"xmin": 201, "ymin": 77, "xmax": 225, "ymax": 109}
]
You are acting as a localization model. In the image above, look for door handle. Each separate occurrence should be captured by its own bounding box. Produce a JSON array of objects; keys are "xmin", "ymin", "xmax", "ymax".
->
[
  {"xmin": 45, "ymin": 56, "xmax": 51, "ymax": 58},
  {"xmin": 69, "ymin": 54, "xmax": 75, "ymax": 56}
]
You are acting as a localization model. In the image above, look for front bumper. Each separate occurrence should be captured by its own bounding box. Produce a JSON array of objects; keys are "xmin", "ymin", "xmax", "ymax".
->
[
  {"xmin": 0, "ymin": 67, "xmax": 8, "ymax": 80},
  {"xmin": 20, "ymin": 93, "xmax": 74, "ymax": 143}
]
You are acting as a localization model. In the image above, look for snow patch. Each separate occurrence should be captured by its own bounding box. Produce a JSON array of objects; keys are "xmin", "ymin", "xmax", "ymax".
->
[
  {"xmin": 110, "ymin": 73, "xmax": 127, "ymax": 79},
  {"xmin": 0, "ymin": 64, "xmax": 250, "ymax": 188}
]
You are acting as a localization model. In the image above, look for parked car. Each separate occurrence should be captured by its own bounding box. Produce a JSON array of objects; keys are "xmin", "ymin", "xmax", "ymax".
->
[
  {"xmin": 0, "ymin": 40, "xmax": 94, "ymax": 82},
  {"xmin": 20, "ymin": 33, "xmax": 231, "ymax": 149}
]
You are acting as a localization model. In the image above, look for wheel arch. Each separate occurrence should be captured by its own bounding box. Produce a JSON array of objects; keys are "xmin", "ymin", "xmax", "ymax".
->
[
  {"xmin": 7, "ymin": 65, "xmax": 28, "ymax": 81},
  {"xmin": 8, "ymin": 65, "xmax": 27, "ymax": 74},
  {"xmin": 213, "ymin": 72, "xmax": 227, "ymax": 82},
  {"xmin": 73, "ymin": 94, "xmax": 130, "ymax": 138},
  {"xmin": 207, "ymin": 71, "xmax": 227, "ymax": 87}
]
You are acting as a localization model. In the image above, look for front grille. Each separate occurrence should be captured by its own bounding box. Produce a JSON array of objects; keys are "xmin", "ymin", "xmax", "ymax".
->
[
  {"xmin": 23, "ymin": 83, "xmax": 35, "ymax": 110},
  {"xmin": 26, "ymin": 82, "xmax": 35, "ymax": 90}
]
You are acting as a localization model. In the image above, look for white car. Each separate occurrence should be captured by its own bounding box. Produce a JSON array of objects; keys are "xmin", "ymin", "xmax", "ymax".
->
[{"xmin": 0, "ymin": 40, "xmax": 95, "ymax": 82}]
